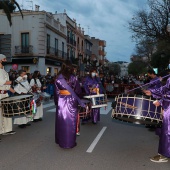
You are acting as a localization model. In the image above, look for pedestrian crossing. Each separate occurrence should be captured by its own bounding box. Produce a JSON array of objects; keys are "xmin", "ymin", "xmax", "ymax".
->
[{"xmin": 43, "ymin": 100, "xmax": 112, "ymax": 115}]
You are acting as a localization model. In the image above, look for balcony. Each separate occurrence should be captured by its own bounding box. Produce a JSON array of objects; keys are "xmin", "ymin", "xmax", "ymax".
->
[
  {"xmin": 67, "ymin": 37, "xmax": 76, "ymax": 46},
  {"xmin": 46, "ymin": 46, "xmax": 67, "ymax": 60},
  {"xmin": 15, "ymin": 45, "xmax": 33, "ymax": 55}
]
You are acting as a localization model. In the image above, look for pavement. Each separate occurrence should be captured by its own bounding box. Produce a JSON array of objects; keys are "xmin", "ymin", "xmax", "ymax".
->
[{"xmin": 0, "ymin": 98, "xmax": 170, "ymax": 170}]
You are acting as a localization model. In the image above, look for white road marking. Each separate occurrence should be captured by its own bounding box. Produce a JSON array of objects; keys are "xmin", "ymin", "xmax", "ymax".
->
[
  {"xmin": 48, "ymin": 108, "xmax": 56, "ymax": 112},
  {"xmin": 86, "ymin": 126, "xmax": 107, "ymax": 153},
  {"xmin": 43, "ymin": 103, "xmax": 55, "ymax": 108}
]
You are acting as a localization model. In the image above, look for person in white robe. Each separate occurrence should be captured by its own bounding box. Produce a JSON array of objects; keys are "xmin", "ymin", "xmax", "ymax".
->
[
  {"xmin": 14, "ymin": 69, "xmax": 33, "ymax": 128},
  {"xmin": 30, "ymin": 71, "xmax": 44, "ymax": 122},
  {"xmin": 0, "ymin": 54, "xmax": 16, "ymax": 141}
]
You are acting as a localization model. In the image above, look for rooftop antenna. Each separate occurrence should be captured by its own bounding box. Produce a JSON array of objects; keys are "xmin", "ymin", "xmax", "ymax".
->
[
  {"xmin": 26, "ymin": 1, "xmax": 33, "ymax": 10},
  {"xmin": 87, "ymin": 25, "xmax": 90, "ymax": 35},
  {"xmin": 20, "ymin": 0, "xmax": 24, "ymax": 10}
]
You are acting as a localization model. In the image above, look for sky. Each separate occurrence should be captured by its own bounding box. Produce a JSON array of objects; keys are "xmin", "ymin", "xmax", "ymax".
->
[{"xmin": 16, "ymin": 0, "xmax": 148, "ymax": 62}]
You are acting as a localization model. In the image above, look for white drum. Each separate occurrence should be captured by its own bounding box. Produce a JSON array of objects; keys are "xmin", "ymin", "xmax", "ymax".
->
[{"xmin": 84, "ymin": 94, "xmax": 108, "ymax": 108}]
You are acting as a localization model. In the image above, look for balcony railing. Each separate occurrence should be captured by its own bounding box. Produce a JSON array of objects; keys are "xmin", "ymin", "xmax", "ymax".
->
[
  {"xmin": 46, "ymin": 46, "xmax": 67, "ymax": 60},
  {"xmin": 15, "ymin": 45, "xmax": 33, "ymax": 54},
  {"xmin": 67, "ymin": 37, "xmax": 76, "ymax": 46}
]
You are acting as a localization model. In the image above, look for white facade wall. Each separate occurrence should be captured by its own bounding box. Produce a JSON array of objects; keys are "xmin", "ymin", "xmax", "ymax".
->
[{"xmin": 0, "ymin": 10, "xmax": 67, "ymax": 75}]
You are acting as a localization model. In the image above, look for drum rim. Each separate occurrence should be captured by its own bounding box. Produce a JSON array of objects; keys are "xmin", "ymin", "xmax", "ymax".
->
[
  {"xmin": 112, "ymin": 114, "xmax": 162, "ymax": 125},
  {"xmin": 116, "ymin": 93, "xmax": 156, "ymax": 100}
]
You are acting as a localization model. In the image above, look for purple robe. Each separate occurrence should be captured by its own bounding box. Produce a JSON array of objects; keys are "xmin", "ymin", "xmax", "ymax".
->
[
  {"xmin": 54, "ymin": 74, "xmax": 82, "ymax": 148},
  {"xmin": 148, "ymin": 76, "xmax": 161, "ymax": 91},
  {"xmin": 84, "ymin": 76, "xmax": 103, "ymax": 123},
  {"xmin": 150, "ymin": 77, "xmax": 170, "ymax": 157}
]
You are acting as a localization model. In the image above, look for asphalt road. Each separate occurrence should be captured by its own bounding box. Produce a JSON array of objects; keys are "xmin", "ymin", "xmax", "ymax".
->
[{"xmin": 0, "ymin": 99, "xmax": 170, "ymax": 170}]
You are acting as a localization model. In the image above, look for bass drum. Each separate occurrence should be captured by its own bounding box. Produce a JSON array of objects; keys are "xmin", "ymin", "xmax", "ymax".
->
[
  {"xmin": 106, "ymin": 83, "xmax": 114, "ymax": 92},
  {"xmin": 112, "ymin": 94, "xmax": 163, "ymax": 126}
]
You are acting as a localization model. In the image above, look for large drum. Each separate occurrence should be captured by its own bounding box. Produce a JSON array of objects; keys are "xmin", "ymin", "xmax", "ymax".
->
[
  {"xmin": 84, "ymin": 94, "xmax": 108, "ymax": 108},
  {"xmin": 1, "ymin": 95, "xmax": 33, "ymax": 117},
  {"xmin": 112, "ymin": 94, "xmax": 163, "ymax": 125}
]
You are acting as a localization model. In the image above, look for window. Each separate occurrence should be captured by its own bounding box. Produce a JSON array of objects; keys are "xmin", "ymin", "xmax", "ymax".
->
[
  {"xmin": 21, "ymin": 66, "xmax": 30, "ymax": 73},
  {"xmin": 55, "ymin": 38, "xmax": 58, "ymax": 56},
  {"xmin": 54, "ymin": 68, "xmax": 58, "ymax": 74},
  {"xmin": 47, "ymin": 34, "xmax": 50, "ymax": 54},
  {"xmin": 21, "ymin": 33, "xmax": 29, "ymax": 53},
  {"xmin": 46, "ymin": 67, "xmax": 51, "ymax": 74},
  {"xmin": 62, "ymin": 42, "xmax": 64, "ymax": 58}
]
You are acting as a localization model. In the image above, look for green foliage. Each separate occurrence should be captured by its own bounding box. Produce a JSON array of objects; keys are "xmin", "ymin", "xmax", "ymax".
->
[{"xmin": 0, "ymin": 0, "xmax": 23, "ymax": 26}]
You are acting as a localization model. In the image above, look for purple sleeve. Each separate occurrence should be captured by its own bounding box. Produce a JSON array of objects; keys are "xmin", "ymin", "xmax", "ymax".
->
[
  {"xmin": 84, "ymin": 77, "xmax": 90, "ymax": 95},
  {"xmin": 54, "ymin": 78, "xmax": 60, "ymax": 105},
  {"xmin": 150, "ymin": 77, "xmax": 170, "ymax": 99},
  {"xmin": 73, "ymin": 76, "xmax": 83, "ymax": 98}
]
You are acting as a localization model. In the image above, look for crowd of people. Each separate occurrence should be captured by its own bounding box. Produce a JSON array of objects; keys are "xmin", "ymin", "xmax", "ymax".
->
[{"xmin": 0, "ymin": 53, "xmax": 170, "ymax": 163}]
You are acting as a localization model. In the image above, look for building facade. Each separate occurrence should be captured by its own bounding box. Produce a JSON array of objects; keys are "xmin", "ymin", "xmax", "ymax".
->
[{"xmin": 0, "ymin": 8, "xmax": 67, "ymax": 75}]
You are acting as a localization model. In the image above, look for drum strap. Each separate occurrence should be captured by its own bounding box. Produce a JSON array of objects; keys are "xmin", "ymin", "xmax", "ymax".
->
[{"xmin": 58, "ymin": 74, "xmax": 85, "ymax": 108}]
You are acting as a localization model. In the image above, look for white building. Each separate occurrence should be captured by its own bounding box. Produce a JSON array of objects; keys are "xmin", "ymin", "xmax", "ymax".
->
[
  {"xmin": 0, "ymin": 7, "xmax": 67, "ymax": 75},
  {"xmin": 114, "ymin": 61, "xmax": 129, "ymax": 77}
]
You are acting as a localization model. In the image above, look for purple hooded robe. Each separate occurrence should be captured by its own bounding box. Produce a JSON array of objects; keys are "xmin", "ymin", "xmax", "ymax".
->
[
  {"xmin": 54, "ymin": 74, "xmax": 82, "ymax": 148},
  {"xmin": 150, "ymin": 77, "xmax": 170, "ymax": 157}
]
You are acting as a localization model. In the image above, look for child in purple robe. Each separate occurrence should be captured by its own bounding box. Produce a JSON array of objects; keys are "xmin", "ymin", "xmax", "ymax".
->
[{"xmin": 83, "ymin": 68, "xmax": 103, "ymax": 124}]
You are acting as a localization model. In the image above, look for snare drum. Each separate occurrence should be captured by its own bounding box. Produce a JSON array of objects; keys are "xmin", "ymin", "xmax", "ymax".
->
[
  {"xmin": 1, "ymin": 95, "xmax": 33, "ymax": 117},
  {"xmin": 84, "ymin": 94, "xmax": 108, "ymax": 108},
  {"xmin": 112, "ymin": 94, "xmax": 163, "ymax": 125}
]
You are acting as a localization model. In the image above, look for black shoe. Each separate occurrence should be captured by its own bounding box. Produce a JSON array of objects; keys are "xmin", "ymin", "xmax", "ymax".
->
[
  {"xmin": 18, "ymin": 124, "xmax": 26, "ymax": 128},
  {"xmin": 92, "ymin": 121, "xmax": 97, "ymax": 124},
  {"xmin": 26, "ymin": 123, "xmax": 31, "ymax": 126},
  {"xmin": 33, "ymin": 119, "xmax": 39, "ymax": 122},
  {"xmin": 38, "ymin": 118, "xmax": 43, "ymax": 121},
  {"xmin": 0, "ymin": 138, "xmax": 1, "ymax": 142}
]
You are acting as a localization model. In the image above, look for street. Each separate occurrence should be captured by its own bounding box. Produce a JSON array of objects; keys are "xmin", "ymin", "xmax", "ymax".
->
[{"xmin": 0, "ymin": 99, "xmax": 170, "ymax": 170}]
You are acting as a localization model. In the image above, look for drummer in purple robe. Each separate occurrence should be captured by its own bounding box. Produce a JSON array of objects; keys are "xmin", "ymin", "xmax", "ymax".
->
[
  {"xmin": 145, "ymin": 69, "xmax": 162, "ymax": 130},
  {"xmin": 144, "ymin": 74, "xmax": 170, "ymax": 163},
  {"xmin": 54, "ymin": 60, "xmax": 84, "ymax": 149},
  {"xmin": 83, "ymin": 68, "xmax": 103, "ymax": 124},
  {"xmin": 147, "ymin": 69, "xmax": 161, "ymax": 90}
]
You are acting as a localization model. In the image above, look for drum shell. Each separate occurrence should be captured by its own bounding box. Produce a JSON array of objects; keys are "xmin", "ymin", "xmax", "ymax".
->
[
  {"xmin": 1, "ymin": 95, "xmax": 33, "ymax": 117},
  {"xmin": 112, "ymin": 94, "xmax": 163, "ymax": 125},
  {"xmin": 78, "ymin": 99, "xmax": 91, "ymax": 119}
]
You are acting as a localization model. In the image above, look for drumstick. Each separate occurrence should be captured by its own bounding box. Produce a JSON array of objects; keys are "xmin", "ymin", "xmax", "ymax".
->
[
  {"xmin": 127, "ymin": 74, "xmax": 170, "ymax": 93},
  {"xmin": 118, "ymin": 102, "xmax": 137, "ymax": 109},
  {"xmin": 15, "ymin": 80, "xmax": 33, "ymax": 95}
]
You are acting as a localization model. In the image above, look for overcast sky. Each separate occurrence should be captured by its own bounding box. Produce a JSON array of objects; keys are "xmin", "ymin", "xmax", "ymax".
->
[{"xmin": 17, "ymin": 0, "xmax": 148, "ymax": 62}]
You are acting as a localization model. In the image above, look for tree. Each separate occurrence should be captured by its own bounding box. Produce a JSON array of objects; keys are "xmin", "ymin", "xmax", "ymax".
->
[
  {"xmin": 0, "ymin": 0, "xmax": 23, "ymax": 26},
  {"xmin": 129, "ymin": 0, "xmax": 170, "ymax": 42},
  {"xmin": 135, "ymin": 38, "xmax": 155, "ymax": 61},
  {"xmin": 128, "ymin": 61, "xmax": 148, "ymax": 75}
]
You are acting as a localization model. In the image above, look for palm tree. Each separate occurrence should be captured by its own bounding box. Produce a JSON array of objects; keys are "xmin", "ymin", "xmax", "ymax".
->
[{"xmin": 0, "ymin": 0, "xmax": 23, "ymax": 26}]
